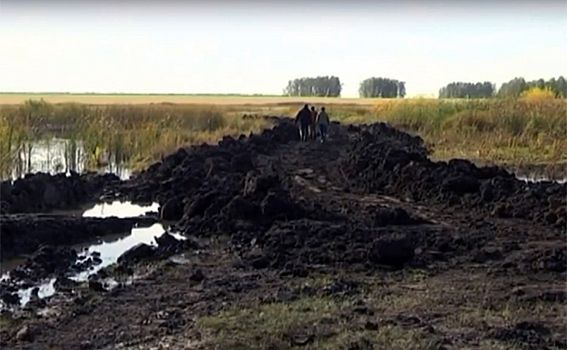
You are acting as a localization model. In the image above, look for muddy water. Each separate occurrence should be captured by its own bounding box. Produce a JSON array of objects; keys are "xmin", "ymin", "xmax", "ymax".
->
[{"xmin": 4, "ymin": 201, "xmax": 185, "ymax": 307}]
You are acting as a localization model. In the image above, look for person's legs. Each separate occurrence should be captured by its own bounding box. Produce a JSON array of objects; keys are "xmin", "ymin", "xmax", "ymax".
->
[
  {"xmin": 301, "ymin": 123, "xmax": 309, "ymax": 141},
  {"xmin": 319, "ymin": 124, "xmax": 328, "ymax": 142}
]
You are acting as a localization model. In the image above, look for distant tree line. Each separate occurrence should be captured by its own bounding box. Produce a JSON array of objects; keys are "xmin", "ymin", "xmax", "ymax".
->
[
  {"xmin": 438, "ymin": 82, "xmax": 495, "ymax": 98},
  {"xmin": 284, "ymin": 76, "xmax": 342, "ymax": 97},
  {"xmin": 497, "ymin": 76, "xmax": 566, "ymax": 98},
  {"xmin": 359, "ymin": 77, "xmax": 406, "ymax": 98},
  {"xmin": 282, "ymin": 75, "xmax": 566, "ymax": 99}
]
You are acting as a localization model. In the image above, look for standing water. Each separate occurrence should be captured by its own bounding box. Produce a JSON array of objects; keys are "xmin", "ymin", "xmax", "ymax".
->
[
  {"xmin": 3, "ymin": 201, "xmax": 185, "ymax": 307},
  {"xmin": 3, "ymin": 138, "xmax": 131, "ymax": 181},
  {"xmin": 517, "ymin": 175, "xmax": 567, "ymax": 184}
]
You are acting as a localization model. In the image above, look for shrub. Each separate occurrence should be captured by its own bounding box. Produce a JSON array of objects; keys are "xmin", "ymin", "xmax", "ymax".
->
[{"xmin": 521, "ymin": 86, "xmax": 557, "ymax": 100}]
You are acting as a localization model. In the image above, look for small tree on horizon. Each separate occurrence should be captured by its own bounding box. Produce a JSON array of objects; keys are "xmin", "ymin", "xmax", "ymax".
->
[
  {"xmin": 283, "ymin": 76, "xmax": 342, "ymax": 97},
  {"xmin": 359, "ymin": 77, "xmax": 406, "ymax": 98}
]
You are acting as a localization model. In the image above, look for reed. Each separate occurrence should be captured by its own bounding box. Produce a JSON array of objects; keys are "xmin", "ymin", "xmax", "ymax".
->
[
  {"xmin": 0, "ymin": 100, "xmax": 268, "ymax": 178},
  {"xmin": 331, "ymin": 98, "xmax": 567, "ymax": 166},
  {"xmin": 1, "ymin": 98, "xmax": 565, "ymax": 179}
]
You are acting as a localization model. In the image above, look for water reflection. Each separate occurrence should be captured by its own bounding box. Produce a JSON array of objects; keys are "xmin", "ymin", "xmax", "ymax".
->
[
  {"xmin": 83, "ymin": 201, "xmax": 159, "ymax": 218},
  {"xmin": 517, "ymin": 176, "xmax": 567, "ymax": 184},
  {"xmin": 3, "ymin": 138, "xmax": 131, "ymax": 180},
  {"xmin": 4, "ymin": 201, "xmax": 185, "ymax": 307},
  {"xmin": 17, "ymin": 280, "xmax": 56, "ymax": 307}
]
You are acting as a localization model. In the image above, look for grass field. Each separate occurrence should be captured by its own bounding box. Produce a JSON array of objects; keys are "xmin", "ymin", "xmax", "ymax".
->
[
  {"xmin": 0, "ymin": 94, "xmax": 565, "ymax": 179},
  {"xmin": 0, "ymin": 93, "xmax": 379, "ymax": 106}
]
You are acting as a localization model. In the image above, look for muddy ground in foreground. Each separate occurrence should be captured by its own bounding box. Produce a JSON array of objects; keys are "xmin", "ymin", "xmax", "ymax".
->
[{"xmin": 0, "ymin": 119, "xmax": 565, "ymax": 350}]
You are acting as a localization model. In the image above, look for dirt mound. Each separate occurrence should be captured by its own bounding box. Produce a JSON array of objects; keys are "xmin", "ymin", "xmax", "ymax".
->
[
  {"xmin": 105, "ymin": 119, "xmax": 564, "ymax": 274},
  {"xmin": 233, "ymin": 218, "xmax": 430, "ymax": 272},
  {"xmin": 109, "ymin": 121, "xmax": 435, "ymax": 272},
  {"xmin": 341, "ymin": 123, "xmax": 566, "ymax": 227},
  {"xmin": 1, "ymin": 118, "xmax": 565, "ymax": 350},
  {"xmin": 9, "ymin": 245, "xmax": 79, "ymax": 283},
  {"xmin": 114, "ymin": 121, "xmax": 298, "ymax": 208},
  {"xmin": 5, "ymin": 119, "xmax": 563, "ymax": 301},
  {"xmin": 0, "ymin": 215, "xmax": 147, "ymax": 260},
  {"xmin": 0, "ymin": 172, "xmax": 121, "ymax": 214},
  {"xmin": 109, "ymin": 121, "xmax": 306, "ymax": 232}
]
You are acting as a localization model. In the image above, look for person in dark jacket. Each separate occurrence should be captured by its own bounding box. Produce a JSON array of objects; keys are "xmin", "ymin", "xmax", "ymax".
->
[{"xmin": 295, "ymin": 104, "xmax": 312, "ymax": 141}]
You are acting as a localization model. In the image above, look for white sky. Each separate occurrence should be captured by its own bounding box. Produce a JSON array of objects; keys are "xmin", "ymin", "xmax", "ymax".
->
[{"xmin": 0, "ymin": 0, "xmax": 565, "ymax": 97}]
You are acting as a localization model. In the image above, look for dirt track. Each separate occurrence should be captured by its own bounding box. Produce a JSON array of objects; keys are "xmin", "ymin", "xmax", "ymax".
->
[{"xmin": 0, "ymin": 119, "xmax": 565, "ymax": 350}]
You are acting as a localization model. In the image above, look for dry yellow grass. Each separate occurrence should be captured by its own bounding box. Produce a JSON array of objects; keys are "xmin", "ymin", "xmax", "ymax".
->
[{"xmin": 0, "ymin": 94, "xmax": 381, "ymax": 106}]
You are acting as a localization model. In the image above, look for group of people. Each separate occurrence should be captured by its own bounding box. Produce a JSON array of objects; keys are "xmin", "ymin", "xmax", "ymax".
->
[{"xmin": 294, "ymin": 104, "xmax": 330, "ymax": 142}]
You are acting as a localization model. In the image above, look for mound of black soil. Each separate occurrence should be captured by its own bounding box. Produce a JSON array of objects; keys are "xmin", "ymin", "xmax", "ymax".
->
[
  {"xmin": 232, "ymin": 217, "xmax": 431, "ymax": 272},
  {"xmin": 97, "ymin": 119, "xmax": 565, "ymax": 274},
  {"xmin": 116, "ymin": 120, "xmax": 299, "ymax": 207},
  {"xmin": 0, "ymin": 215, "xmax": 148, "ymax": 260},
  {"xmin": 6, "ymin": 118, "xmax": 564, "ymax": 286},
  {"xmin": 112, "ymin": 121, "xmax": 446, "ymax": 272},
  {"xmin": 341, "ymin": 123, "xmax": 566, "ymax": 227},
  {"xmin": 0, "ymin": 172, "xmax": 121, "ymax": 214}
]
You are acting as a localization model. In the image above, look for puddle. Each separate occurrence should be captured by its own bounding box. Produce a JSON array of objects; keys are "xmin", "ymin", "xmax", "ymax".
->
[
  {"xmin": 83, "ymin": 201, "xmax": 159, "ymax": 218},
  {"xmin": 517, "ymin": 176, "xmax": 567, "ymax": 184},
  {"xmin": 2, "ymin": 201, "xmax": 185, "ymax": 307}
]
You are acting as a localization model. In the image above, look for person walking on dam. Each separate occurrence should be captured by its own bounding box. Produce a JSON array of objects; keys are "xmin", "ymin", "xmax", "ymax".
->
[
  {"xmin": 317, "ymin": 107, "xmax": 330, "ymax": 142},
  {"xmin": 310, "ymin": 106, "xmax": 318, "ymax": 140},
  {"xmin": 295, "ymin": 104, "xmax": 312, "ymax": 142}
]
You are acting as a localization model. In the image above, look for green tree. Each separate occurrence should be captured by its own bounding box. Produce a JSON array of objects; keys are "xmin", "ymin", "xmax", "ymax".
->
[
  {"xmin": 284, "ymin": 76, "xmax": 342, "ymax": 97},
  {"xmin": 438, "ymin": 81, "xmax": 495, "ymax": 98},
  {"xmin": 359, "ymin": 77, "xmax": 406, "ymax": 98},
  {"xmin": 497, "ymin": 77, "xmax": 526, "ymax": 97},
  {"xmin": 497, "ymin": 76, "xmax": 566, "ymax": 98}
]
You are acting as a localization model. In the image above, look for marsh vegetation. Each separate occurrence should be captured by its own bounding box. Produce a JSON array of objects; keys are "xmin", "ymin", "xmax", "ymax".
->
[{"xmin": 1, "ymin": 96, "xmax": 565, "ymax": 179}]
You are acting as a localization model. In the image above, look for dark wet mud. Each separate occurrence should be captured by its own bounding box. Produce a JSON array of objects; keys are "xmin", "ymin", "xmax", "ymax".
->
[{"xmin": 0, "ymin": 118, "xmax": 565, "ymax": 350}]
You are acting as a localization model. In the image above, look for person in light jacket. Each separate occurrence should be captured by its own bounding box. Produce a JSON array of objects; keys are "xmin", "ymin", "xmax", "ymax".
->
[
  {"xmin": 317, "ymin": 107, "xmax": 330, "ymax": 142},
  {"xmin": 310, "ymin": 106, "xmax": 318, "ymax": 140}
]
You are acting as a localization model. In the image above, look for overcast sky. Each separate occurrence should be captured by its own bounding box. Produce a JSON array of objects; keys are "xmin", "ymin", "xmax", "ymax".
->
[{"xmin": 0, "ymin": 0, "xmax": 565, "ymax": 97}]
